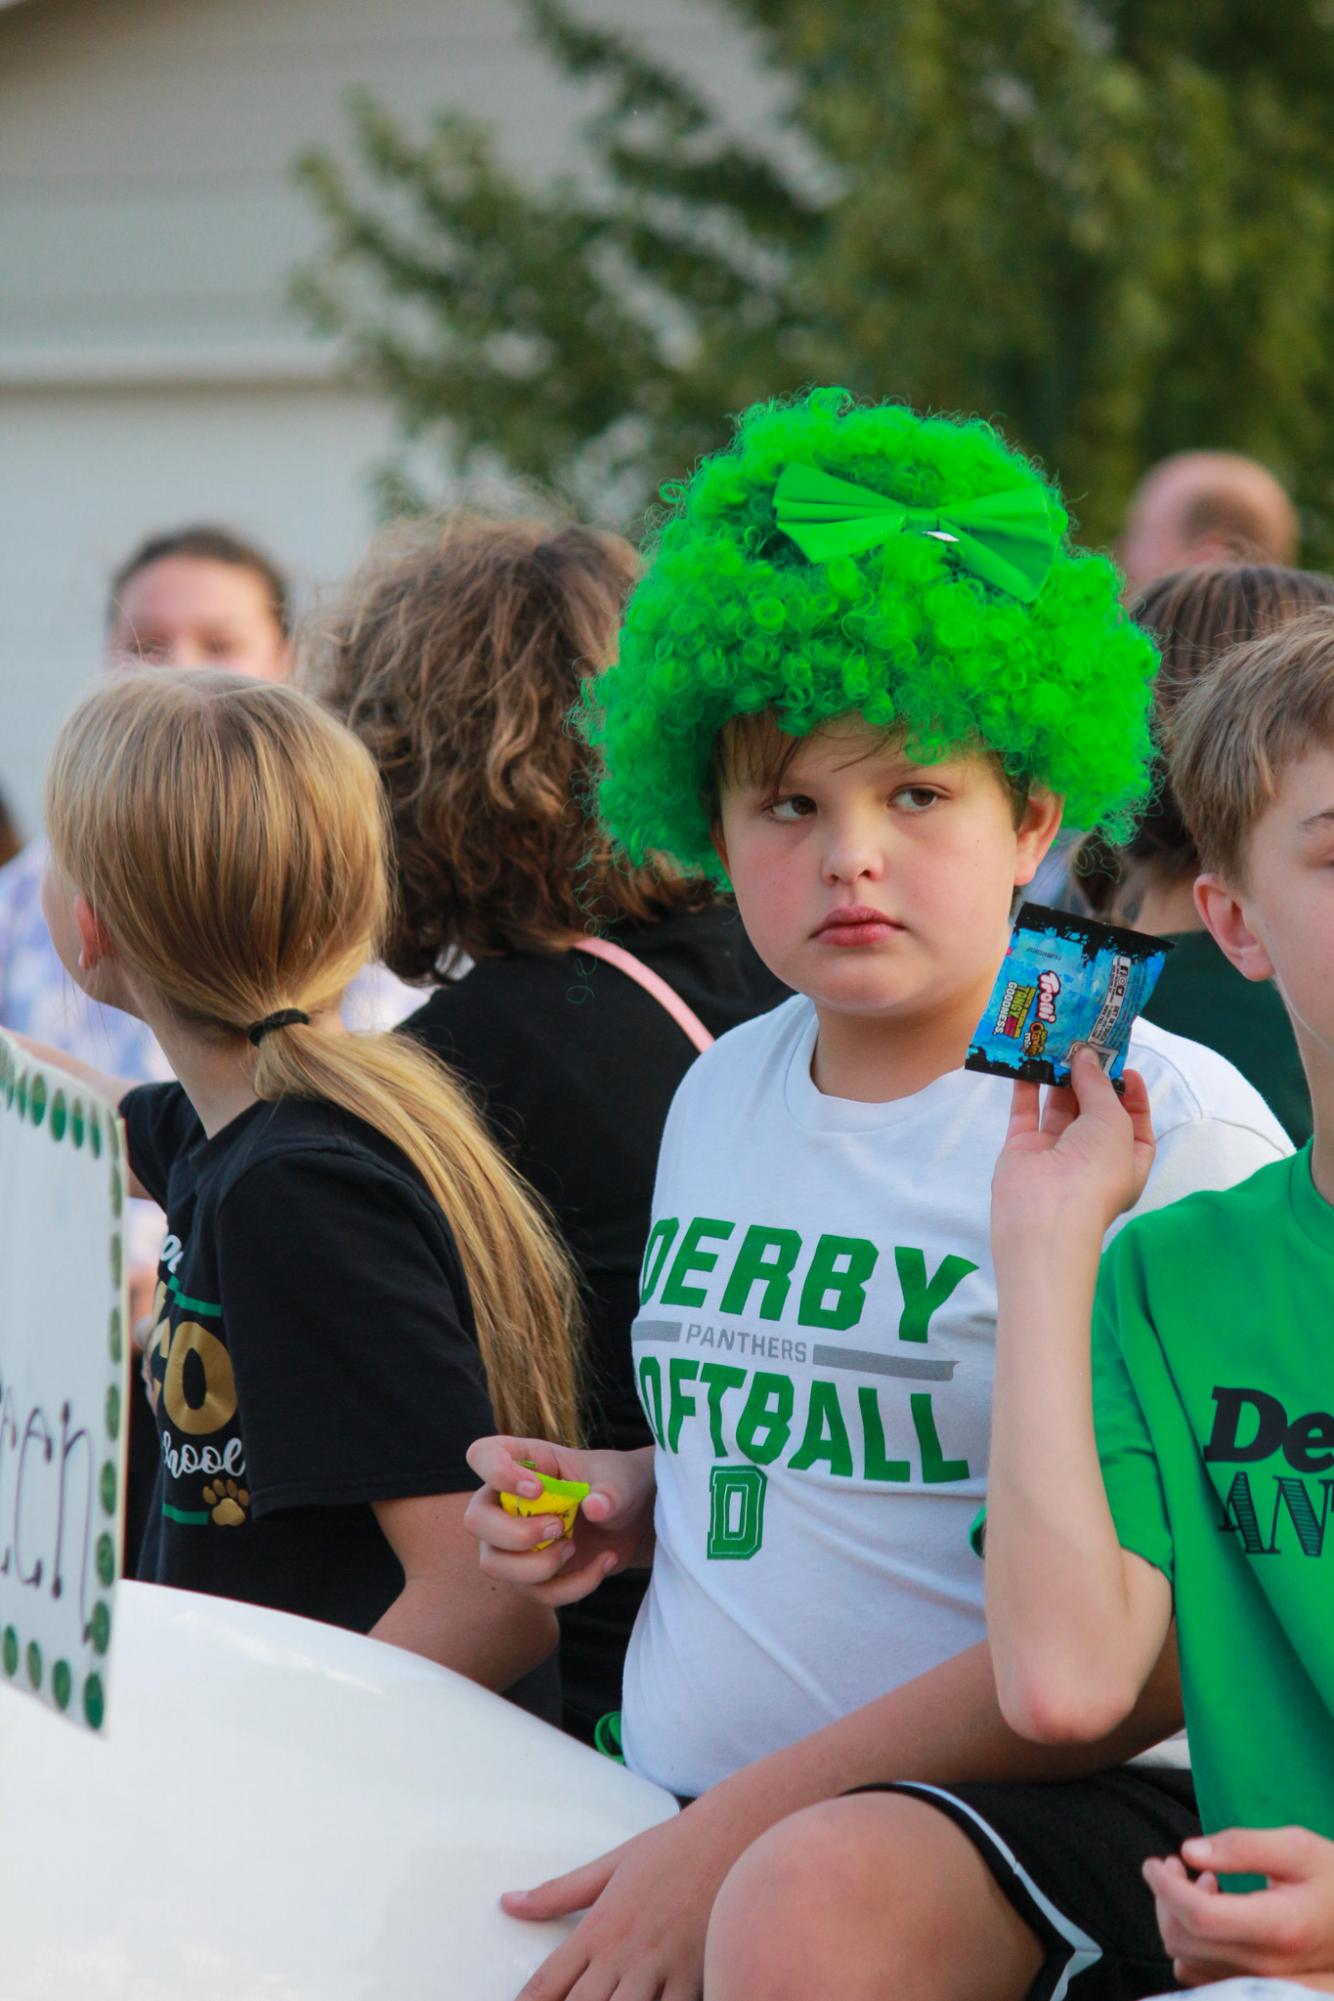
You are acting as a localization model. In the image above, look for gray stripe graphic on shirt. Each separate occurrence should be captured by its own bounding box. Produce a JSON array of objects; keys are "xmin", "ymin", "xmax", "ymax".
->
[
  {"xmin": 632, "ymin": 1319, "xmax": 683, "ymax": 1344},
  {"xmin": 811, "ymin": 1345, "xmax": 957, "ymax": 1382}
]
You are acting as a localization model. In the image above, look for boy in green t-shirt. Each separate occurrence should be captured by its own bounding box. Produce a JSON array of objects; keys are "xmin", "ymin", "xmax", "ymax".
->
[{"xmin": 986, "ymin": 608, "xmax": 1334, "ymax": 1987}]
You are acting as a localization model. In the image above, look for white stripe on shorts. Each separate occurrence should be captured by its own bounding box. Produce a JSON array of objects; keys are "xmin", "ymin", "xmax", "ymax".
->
[{"xmin": 892, "ymin": 1781, "xmax": 1102, "ymax": 2001}]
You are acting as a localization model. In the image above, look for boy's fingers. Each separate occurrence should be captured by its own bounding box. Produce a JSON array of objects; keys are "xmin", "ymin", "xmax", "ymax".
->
[
  {"xmin": 529, "ymin": 1550, "xmax": 621, "ymax": 1607},
  {"xmin": 503, "ymin": 1849, "xmax": 620, "ymax": 1921},
  {"xmin": 1005, "ymin": 1080, "xmax": 1042, "ymax": 1142},
  {"xmin": 466, "ymin": 1435, "xmax": 562, "ymax": 1497},
  {"xmin": 1154, "ymin": 1869, "xmax": 1279, "ymax": 1948},
  {"xmin": 1120, "ymin": 1067, "xmax": 1156, "ymax": 1150},
  {"xmin": 512, "ymin": 1932, "xmax": 591, "ymax": 2001},
  {"xmin": 478, "ymin": 1538, "xmax": 579, "ymax": 1586},
  {"xmin": 1142, "ymin": 1855, "xmax": 1182, "ymax": 1893},
  {"xmin": 1120, "ymin": 1065, "xmax": 1151, "ymax": 1116},
  {"xmin": 479, "ymin": 1546, "xmax": 616, "ymax": 1606},
  {"xmin": 581, "ymin": 1483, "xmax": 639, "ymax": 1526},
  {"xmin": 463, "ymin": 1493, "xmax": 569, "ymax": 1552},
  {"xmin": 1183, "ymin": 1825, "xmax": 1318, "ymax": 1882},
  {"xmin": 1067, "ymin": 1044, "xmax": 1122, "ymax": 1116},
  {"xmin": 1037, "ymin": 1083, "xmax": 1078, "ymax": 1138}
]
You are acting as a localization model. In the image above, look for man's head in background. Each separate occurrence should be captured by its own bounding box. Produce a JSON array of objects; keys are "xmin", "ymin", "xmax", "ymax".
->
[
  {"xmin": 1119, "ymin": 451, "xmax": 1298, "ymax": 598},
  {"xmin": 106, "ymin": 525, "xmax": 292, "ymax": 682}
]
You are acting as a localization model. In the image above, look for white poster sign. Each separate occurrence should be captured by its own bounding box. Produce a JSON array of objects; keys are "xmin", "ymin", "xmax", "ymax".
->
[{"xmin": 0, "ymin": 1034, "xmax": 128, "ymax": 1729}]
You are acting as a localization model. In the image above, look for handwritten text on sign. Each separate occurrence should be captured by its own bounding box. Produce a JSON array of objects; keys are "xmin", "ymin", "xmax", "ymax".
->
[{"xmin": 0, "ymin": 1037, "xmax": 128, "ymax": 1729}]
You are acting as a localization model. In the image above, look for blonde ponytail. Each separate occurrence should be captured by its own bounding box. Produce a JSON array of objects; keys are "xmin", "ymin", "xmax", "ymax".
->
[
  {"xmin": 253, "ymin": 1026, "xmax": 581, "ymax": 1439},
  {"xmin": 46, "ymin": 670, "xmax": 582, "ymax": 1442}
]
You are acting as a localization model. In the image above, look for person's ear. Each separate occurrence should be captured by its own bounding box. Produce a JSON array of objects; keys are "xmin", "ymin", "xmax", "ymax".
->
[
  {"xmin": 1195, "ymin": 873, "xmax": 1274, "ymax": 983},
  {"xmin": 1013, "ymin": 789, "xmax": 1065, "ymax": 887},
  {"xmin": 74, "ymin": 895, "xmax": 116, "ymax": 975}
]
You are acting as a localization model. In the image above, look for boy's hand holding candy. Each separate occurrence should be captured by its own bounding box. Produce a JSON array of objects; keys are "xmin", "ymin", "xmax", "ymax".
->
[
  {"xmin": 991, "ymin": 1047, "xmax": 1157, "ymax": 1253},
  {"xmin": 464, "ymin": 1437, "xmax": 656, "ymax": 1608}
]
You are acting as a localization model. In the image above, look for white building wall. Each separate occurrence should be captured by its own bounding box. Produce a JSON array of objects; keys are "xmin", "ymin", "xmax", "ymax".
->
[{"xmin": 0, "ymin": 0, "xmax": 774, "ymax": 832}]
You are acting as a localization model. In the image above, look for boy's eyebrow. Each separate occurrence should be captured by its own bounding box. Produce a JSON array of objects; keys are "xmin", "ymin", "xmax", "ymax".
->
[
  {"xmin": 736, "ymin": 753, "xmax": 928, "ymax": 792},
  {"xmin": 1299, "ymin": 806, "xmax": 1334, "ymax": 828}
]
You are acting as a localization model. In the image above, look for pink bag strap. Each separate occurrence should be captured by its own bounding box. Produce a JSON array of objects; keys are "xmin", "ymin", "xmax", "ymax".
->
[{"xmin": 574, "ymin": 935, "xmax": 715, "ymax": 1054}]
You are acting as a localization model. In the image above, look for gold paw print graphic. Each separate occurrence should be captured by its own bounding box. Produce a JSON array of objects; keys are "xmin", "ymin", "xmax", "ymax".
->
[{"xmin": 203, "ymin": 1477, "xmax": 250, "ymax": 1526}]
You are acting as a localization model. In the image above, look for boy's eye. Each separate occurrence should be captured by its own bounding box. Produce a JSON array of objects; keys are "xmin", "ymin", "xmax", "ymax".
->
[
  {"xmin": 768, "ymin": 793, "xmax": 817, "ymax": 821},
  {"xmin": 892, "ymin": 785, "xmax": 942, "ymax": 813}
]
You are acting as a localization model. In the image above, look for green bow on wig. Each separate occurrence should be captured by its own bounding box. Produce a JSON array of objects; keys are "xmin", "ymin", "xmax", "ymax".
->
[{"xmin": 773, "ymin": 462, "xmax": 1061, "ymax": 603}]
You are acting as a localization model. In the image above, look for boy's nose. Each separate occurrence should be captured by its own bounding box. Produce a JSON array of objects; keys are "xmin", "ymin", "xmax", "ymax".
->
[{"xmin": 821, "ymin": 832, "xmax": 885, "ymax": 885}]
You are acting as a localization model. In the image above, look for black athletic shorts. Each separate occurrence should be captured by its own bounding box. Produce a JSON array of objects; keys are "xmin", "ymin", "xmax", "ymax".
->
[{"xmin": 859, "ymin": 1764, "xmax": 1198, "ymax": 2001}]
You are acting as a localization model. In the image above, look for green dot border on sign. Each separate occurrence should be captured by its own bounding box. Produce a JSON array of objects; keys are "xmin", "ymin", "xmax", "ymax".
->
[
  {"xmin": 0, "ymin": 1061, "xmax": 127, "ymax": 1733},
  {"xmin": 83, "ymin": 1673, "xmax": 105, "ymax": 1731},
  {"xmin": 89, "ymin": 1601, "xmax": 112, "ymax": 1657}
]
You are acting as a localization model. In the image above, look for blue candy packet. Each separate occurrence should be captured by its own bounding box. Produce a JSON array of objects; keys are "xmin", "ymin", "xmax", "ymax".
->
[{"xmin": 966, "ymin": 903, "xmax": 1172, "ymax": 1091}]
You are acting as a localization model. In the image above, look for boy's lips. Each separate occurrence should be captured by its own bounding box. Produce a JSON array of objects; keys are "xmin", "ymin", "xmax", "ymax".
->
[{"xmin": 813, "ymin": 905, "xmax": 906, "ymax": 946}]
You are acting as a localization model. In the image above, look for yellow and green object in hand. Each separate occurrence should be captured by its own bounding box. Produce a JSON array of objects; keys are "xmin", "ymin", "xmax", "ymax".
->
[{"xmin": 500, "ymin": 1461, "xmax": 590, "ymax": 1551}]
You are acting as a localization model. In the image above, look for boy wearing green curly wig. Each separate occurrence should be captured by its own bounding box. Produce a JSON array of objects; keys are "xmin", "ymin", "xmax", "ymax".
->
[{"xmin": 465, "ymin": 391, "xmax": 1289, "ymax": 2001}]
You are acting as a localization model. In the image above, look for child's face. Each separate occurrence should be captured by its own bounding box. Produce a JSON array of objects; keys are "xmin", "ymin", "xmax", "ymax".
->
[
  {"xmin": 714, "ymin": 718, "xmax": 1061, "ymax": 1023},
  {"xmin": 1199, "ymin": 744, "xmax": 1334, "ymax": 1070},
  {"xmin": 107, "ymin": 557, "xmax": 290, "ymax": 682}
]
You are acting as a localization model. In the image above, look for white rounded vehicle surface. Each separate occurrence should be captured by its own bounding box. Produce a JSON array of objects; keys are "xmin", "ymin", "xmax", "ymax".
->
[{"xmin": 0, "ymin": 1580, "xmax": 676, "ymax": 2000}]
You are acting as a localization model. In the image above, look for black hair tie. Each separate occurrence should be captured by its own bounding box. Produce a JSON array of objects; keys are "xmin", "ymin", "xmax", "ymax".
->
[{"xmin": 247, "ymin": 1009, "xmax": 310, "ymax": 1046}]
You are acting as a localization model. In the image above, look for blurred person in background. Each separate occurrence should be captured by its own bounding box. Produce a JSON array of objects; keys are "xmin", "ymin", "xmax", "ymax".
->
[
  {"xmin": 107, "ymin": 523, "xmax": 295, "ymax": 679},
  {"xmin": 1031, "ymin": 457, "xmax": 1301, "ymax": 911},
  {"xmin": 1075, "ymin": 563, "xmax": 1334, "ymax": 1147},
  {"xmin": 0, "ymin": 789, "xmax": 21, "ymax": 870},
  {"xmin": 1, "ymin": 523, "xmax": 296, "ymax": 1072},
  {"xmin": 1, "ymin": 521, "xmax": 416, "ymax": 1059},
  {"xmin": 1118, "ymin": 452, "xmax": 1298, "ymax": 599},
  {"xmin": 309, "ymin": 510, "xmax": 787, "ymax": 1743}
]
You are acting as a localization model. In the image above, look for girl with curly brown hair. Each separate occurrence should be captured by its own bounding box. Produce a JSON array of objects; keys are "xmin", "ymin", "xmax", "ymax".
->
[{"xmin": 309, "ymin": 511, "xmax": 785, "ymax": 1740}]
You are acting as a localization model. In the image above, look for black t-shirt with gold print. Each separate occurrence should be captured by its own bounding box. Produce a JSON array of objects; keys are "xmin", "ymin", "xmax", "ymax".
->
[{"xmin": 122, "ymin": 1083, "xmax": 495, "ymax": 1636}]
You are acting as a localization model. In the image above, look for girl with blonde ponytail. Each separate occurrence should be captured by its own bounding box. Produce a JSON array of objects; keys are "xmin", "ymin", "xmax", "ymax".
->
[{"xmin": 34, "ymin": 668, "xmax": 582, "ymax": 1712}]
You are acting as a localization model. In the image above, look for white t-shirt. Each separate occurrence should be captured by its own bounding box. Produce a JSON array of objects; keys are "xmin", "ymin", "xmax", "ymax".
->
[{"xmin": 621, "ymin": 995, "xmax": 1292, "ymax": 1797}]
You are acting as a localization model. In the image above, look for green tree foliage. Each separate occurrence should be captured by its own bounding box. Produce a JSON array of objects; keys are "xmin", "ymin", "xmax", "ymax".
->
[{"xmin": 293, "ymin": 0, "xmax": 1334, "ymax": 553}]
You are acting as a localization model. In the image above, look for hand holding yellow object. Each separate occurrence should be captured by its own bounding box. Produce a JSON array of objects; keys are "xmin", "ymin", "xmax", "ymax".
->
[{"xmin": 500, "ymin": 1461, "xmax": 591, "ymax": 1551}]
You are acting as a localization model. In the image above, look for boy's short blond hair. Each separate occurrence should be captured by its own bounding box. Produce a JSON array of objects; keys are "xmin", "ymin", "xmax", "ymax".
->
[{"xmin": 1170, "ymin": 607, "xmax": 1334, "ymax": 882}]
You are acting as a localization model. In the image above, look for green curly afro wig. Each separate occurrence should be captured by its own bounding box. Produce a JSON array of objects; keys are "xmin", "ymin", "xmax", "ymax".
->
[{"xmin": 582, "ymin": 388, "xmax": 1158, "ymax": 883}]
